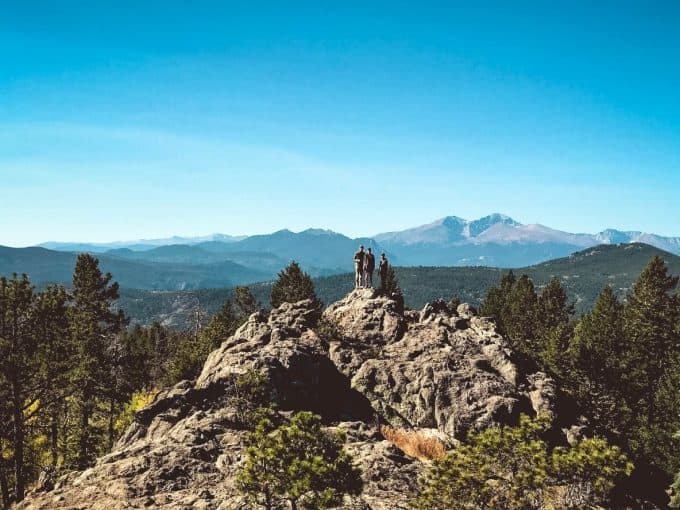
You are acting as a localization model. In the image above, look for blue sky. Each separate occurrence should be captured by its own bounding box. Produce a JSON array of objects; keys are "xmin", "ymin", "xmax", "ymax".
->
[{"xmin": 1, "ymin": 1, "xmax": 679, "ymax": 246}]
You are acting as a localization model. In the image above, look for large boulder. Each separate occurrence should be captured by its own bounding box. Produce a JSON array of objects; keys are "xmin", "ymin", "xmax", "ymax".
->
[{"xmin": 325, "ymin": 292, "xmax": 554, "ymax": 437}]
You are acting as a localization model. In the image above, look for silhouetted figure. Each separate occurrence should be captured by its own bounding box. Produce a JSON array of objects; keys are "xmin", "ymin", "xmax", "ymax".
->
[
  {"xmin": 364, "ymin": 247, "xmax": 376, "ymax": 288},
  {"xmin": 354, "ymin": 245, "xmax": 365, "ymax": 288},
  {"xmin": 378, "ymin": 253, "xmax": 389, "ymax": 290}
]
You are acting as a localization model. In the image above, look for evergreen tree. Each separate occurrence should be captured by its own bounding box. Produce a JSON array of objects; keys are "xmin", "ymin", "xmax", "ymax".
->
[
  {"xmin": 0, "ymin": 274, "xmax": 35, "ymax": 501},
  {"xmin": 67, "ymin": 254, "xmax": 125, "ymax": 469},
  {"xmin": 120, "ymin": 324, "xmax": 157, "ymax": 393},
  {"xmin": 0, "ymin": 416, "xmax": 9, "ymax": 507},
  {"xmin": 624, "ymin": 256, "xmax": 679, "ymax": 418},
  {"xmin": 32, "ymin": 285, "xmax": 71, "ymax": 467},
  {"xmin": 122, "ymin": 322, "xmax": 178, "ymax": 388},
  {"xmin": 381, "ymin": 266, "xmax": 401, "ymax": 297},
  {"xmin": 534, "ymin": 278, "xmax": 574, "ymax": 375},
  {"xmin": 572, "ymin": 286, "xmax": 630, "ymax": 438},
  {"xmin": 620, "ymin": 256, "xmax": 680, "ymax": 478},
  {"xmin": 270, "ymin": 262, "xmax": 322, "ymax": 314},
  {"xmin": 0, "ymin": 279, "xmax": 72, "ymax": 504},
  {"xmin": 165, "ymin": 330, "xmax": 212, "ymax": 384},
  {"xmin": 646, "ymin": 355, "xmax": 680, "ymax": 476},
  {"xmin": 536, "ymin": 277, "xmax": 574, "ymax": 333},
  {"xmin": 503, "ymin": 274, "xmax": 538, "ymax": 353},
  {"xmin": 201, "ymin": 300, "xmax": 241, "ymax": 349},
  {"xmin": 164, "ymin": 299, "xmax": 245, "ymax": 385},
  {"xmin": 414, "ymin": 414, "xmax": 632, "ymax": 510},
  {"xmin": 539, "ymin": 322, "xmax": 575, "ymax": 381},
  {"xmin": 379, "ymin": 265, "xmax": 404, "ymax": 313},
  {"xmin": 237, "ymin": 411, "xmax": 362, "ymax": 509},
  {"xmin": 480, "ymin": 270, "xmax": 516, "ymax": 335},
  {"xmin": 234, "ymin": 286, "xmax": 259, "ymax": 317},
  {"xmin": 227, "ymin": 370, "xmax": 273, "ymax": 428}
]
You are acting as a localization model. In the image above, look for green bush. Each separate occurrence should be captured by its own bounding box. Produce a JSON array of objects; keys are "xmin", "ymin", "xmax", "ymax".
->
[
  {"xmin": 237, "ymin": 411, "xmax": 362, "ymax": 509},
  {"xmin": 413, "ymin": 414, "xmax": 632, "ymax": 510},
  {"xmin": 228, "ymin": 370, "xmax": 273, "ymax": 428}
]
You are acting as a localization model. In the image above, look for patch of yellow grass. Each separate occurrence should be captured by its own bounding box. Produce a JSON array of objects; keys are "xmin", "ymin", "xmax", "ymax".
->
[{"xmin": 380, "ymin": 425, "xmax": 446, "ymax": 461}]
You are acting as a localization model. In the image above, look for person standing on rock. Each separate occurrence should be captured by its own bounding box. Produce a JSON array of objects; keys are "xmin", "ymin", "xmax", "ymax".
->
[
  {"xmin": 364, "ymin": 247, "xmax": 376, "ymax": 288},
  {"xmin": 354, "ymin": 245, "xmax": 366, "ymax": 288},
  {"xmin": 378, "ymin": 253, "xmax": 389, "ymax": 290}
]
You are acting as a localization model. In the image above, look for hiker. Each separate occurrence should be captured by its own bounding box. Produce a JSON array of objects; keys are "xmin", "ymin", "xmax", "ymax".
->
[
  {"xmin": 364, "ymin": 247, "xmax": 376, "ymax": 287},
  {"xmin": 354, "ymin": 245, "xmax": 365, "ymax": 288},
  {"xmin": 378, "ymin": 253, "xmax": 389, "ymax": 290}
]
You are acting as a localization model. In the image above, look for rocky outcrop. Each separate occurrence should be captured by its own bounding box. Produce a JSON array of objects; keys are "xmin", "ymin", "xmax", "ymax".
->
[
  {"xmin": 325, "ymin": 289, "xmax": 554, "ymax": 438},
  {"xmin": 18, "ymin": 290, "xmax": 558, "ymax": 509}
]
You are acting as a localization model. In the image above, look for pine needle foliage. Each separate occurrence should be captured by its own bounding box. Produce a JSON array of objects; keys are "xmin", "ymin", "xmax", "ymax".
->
[
  {"xmin": 237, "ymin": 411, "xmax": 362, "ymax": 509},
  {"xmin": 413, "ymin": 414, "xmax": 632, "ymax": 510}
]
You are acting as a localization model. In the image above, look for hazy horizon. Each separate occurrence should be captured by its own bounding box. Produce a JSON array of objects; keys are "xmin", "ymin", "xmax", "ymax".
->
[{"xmin": 9, "ymin": 211, "xmax": 680, "ymax": 250}]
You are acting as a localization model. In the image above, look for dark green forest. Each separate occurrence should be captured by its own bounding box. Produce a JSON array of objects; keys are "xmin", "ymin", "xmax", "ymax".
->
[{"xmin": 118, "ymin": 243, "xmax": 680, "ymax": 329}]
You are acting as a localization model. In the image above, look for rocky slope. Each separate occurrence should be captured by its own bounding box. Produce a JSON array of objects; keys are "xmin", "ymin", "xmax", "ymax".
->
[{"xmin": 18, "ymin": 289, "xmax": 563, "ymax": 509}]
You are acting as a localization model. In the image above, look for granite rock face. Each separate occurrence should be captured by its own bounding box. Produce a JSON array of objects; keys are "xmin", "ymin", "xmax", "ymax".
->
[
  {"xmin": 325, "ymin": 289, "xmax": 554, "ymax": 437},
  {"xmin": 18, "ymin": 291, "xmax": 557, "ymax": 509}
]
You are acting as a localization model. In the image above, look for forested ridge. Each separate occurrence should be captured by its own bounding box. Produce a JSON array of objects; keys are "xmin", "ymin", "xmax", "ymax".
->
[{"xmin": 117, "ymin": 243, "xmax": 680, "ymax": 329}]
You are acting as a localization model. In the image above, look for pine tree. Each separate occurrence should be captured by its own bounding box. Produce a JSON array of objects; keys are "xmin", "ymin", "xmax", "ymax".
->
[
  {"xmin": 621, "ymin": 256, "xmax": 680, "ymax": 477},
  {"xmin": 572, "ymin": 285, "xmax": 630, "ymax": 438},
  {"xmin": 201, "ymin": 300, "xmax": 240, "ymax": 349},
  {"xmin": 0, "ymin": 274, "xmax": 35, "ymax": 501},
  {"xmin": 120, "ymin": 325, "xmax": 156, "ymax": 394},
  {"xmin": 67, "ymin": 254, "xmax": 125, "ymax": 469},
  {"xmin": 0, "ymin": 278, "xmax": 72, "ymax": 503},
  {"xmin": 536, "ymin": 277, "xmax": 574, "ymax": 333},
  {"xmin": 480, "ymin": 271, "xmax": 516, "ymax": 335},
  {"xmin": 503, "ymin": 274, "xmax": 538, "ymax": 354},
  {"xmin": 624, "ymin": 257, "xmax": 679, "ymax": 423},
  {"xmin": 651, "ymin": 356, "xmax": 680, "ymax": 475},
  {"xmin": 270, "ymin": 262, "xmax": 322, "ymax": 314},
  {"xmin": 165, "ymin": 330, "xmax": 212, "ymax": 385},
  {"xmin": 534, "ymin": 278, "xmax": 574, "ymax": 375},
  {"xmin": 234, "ymin": 286, "xmax": 259, "ymax": 317},
  {"xmin": 237, "ymin": 411, "xmax": 362, "ymax": 509},
  {"xmin": 381, "ymin": 266, "xmax": 401, "ymax": 297},
  {"xmin": 414, "ymin": 414, "xmax": 632, "ymax": 510},
  {"xmin": 32, "ymin": 285, "xmax": 71, "ymax": 467}
]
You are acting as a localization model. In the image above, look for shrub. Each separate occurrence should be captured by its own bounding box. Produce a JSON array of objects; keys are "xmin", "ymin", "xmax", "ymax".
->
[
  {"xmin": 113, "ymin": 389, "xmax": 159, "ymax": 435},
  {"xmin": 227, "ymin": 370, "xmax": 273, "ymax": 428},
  {"xmin": 237, "ymin": 411, "xmax": 363, "ymax": 509},
  {"xmin": 413, "ymin": 414, "xmax": 632, "ymax": 510},
  {"xmin": 316, "ymin": 317, "xmax": 342, "ymax": 342}
]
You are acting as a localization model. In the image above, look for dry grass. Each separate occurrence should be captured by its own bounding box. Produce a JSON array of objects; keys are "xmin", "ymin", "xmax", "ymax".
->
[{"xmin": 380, "ymin": 425, "xmax": 446, "ymax": 461}]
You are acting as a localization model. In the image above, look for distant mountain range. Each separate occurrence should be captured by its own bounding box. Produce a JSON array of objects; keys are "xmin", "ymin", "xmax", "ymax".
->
[
  {"xmin": 28, "ymin": 213, "xmax": 680, "ymax": 275},
  {"xmin": 373, "ymin": 213, "xmax": 680, "ymax": 266},
  {"xmin": 39, "ymin": 233, "xmax": 246, "ymax": 253}
]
